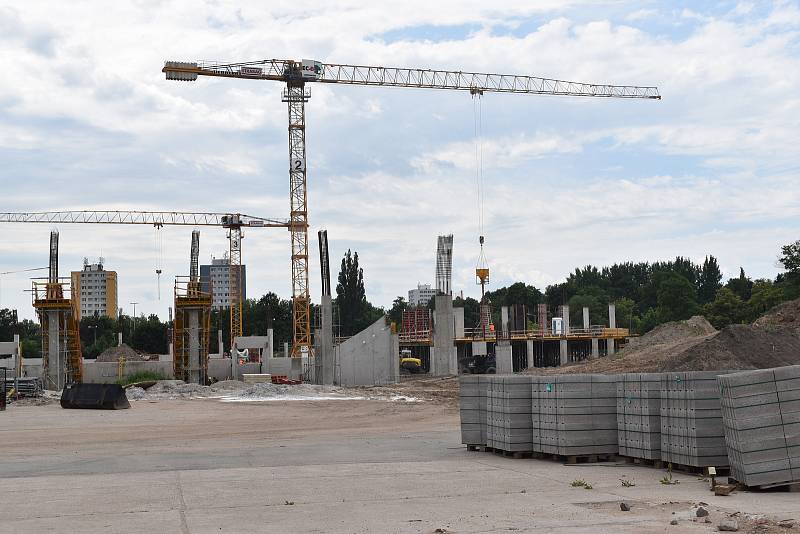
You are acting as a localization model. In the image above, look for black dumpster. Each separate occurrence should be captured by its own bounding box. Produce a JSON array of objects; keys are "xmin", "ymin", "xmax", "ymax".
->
[{"xmin": 60, "ymin": 383, "xmax": 130, "ymax": 410}]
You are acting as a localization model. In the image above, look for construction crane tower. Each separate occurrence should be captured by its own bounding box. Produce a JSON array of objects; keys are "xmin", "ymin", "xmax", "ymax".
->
[{"xmin": 162, "ymin": 58, "xmax": 659, "ymax": 357}]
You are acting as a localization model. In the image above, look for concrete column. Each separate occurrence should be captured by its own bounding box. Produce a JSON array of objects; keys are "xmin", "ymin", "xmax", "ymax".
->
[
  {"xmin": 261, "ymin": 328, "xmax": 274, "ymax": 375},
  {"xmin": 526, "ymin": 339, "xmax": 534, "ymax": 368},
  {"xmin": 562, "ymin": 305, "xmax": 570, "ymax": 335},
  {"xmin": 496, "ymin": 341, "xmax": 513, "ymax": 374},
  {"xmin": 453, "ymin": 307, "xmax": 465, "ymax": 338},
  {"xmin": 46, "ymin": 310, "xmax": 62, "ymax": 390},
  {"xmin": 432, "ymin": 294, "xmax": 456, "ymax": 375},
  {"xmin": 500, "ymin": 306, "xmax": 509, "ymax": 337},
  {"xmin": 320, "ymin": 294, "xmax": 335, "ymax": 385},
  {"xmin": 559, "ymin": 339, "xmax": 568, "ymax": 367},
  {"xmin": 391, "ymin": 332, "xmax": 400, "ymax": 383},
  {"xmin": 117, "ymin": 332, "xmax": 123, "ymax": 347},
  {"xmin": 607, "ymin": 338, "xmax": 615, "ymax": 356},
  {"xmin": 218, "ymin": 329, "xmax": 224, "ymax": 356},
  {"xmin": 609, "ymin": 304, "xmax": 616, "ymax": 329},
  {"xmin": 187, "ymin": 309, "xmax": 200, "ymax": 384},
  {"xmin": 591, "ymin": 338, "xmax": 599, "ymax": 359},
  {"xmin": 582, "ymin": 307, "xmax": 589, "ymax": 330}
]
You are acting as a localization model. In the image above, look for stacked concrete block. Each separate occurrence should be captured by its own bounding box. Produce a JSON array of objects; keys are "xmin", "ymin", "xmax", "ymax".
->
[
  {"xmin": 459, "ymin": 375, "xmax": 487, "ymax": 447},
  {"xmin": 495, "ymin": 375, "xmax": 533, "ymax": 452},
  {"xmin": 535, "ymin": 374, "xmax": 619, "ymax": 457},
  {"xmin": 718, "ymin": 366, "xmax": 800, "ymax": 487},
  {"xmin": 660, "ymin": 371, "xmax": 729, "ymax": 467},
  {"xmin": 617, "ymin": 373, "xmax": 663, "ymax": 460}
]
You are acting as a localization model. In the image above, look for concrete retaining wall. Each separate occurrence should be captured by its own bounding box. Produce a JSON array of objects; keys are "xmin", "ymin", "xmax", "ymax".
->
[
  {"xmin": 719, "ymin": 366, "xmax": 800, "ymax": 487},
  {"xmin": 336, "ymin": 317, "xmax": 399, "ymax": 387},
  {"xmin": 660, "ymin": 371, "xmax": 730, "ymax": 467},
  {"xmin": 617, "ymin": 373, "xmax": 662, "ymax": 460},
  {"xmin": 82, "ymin": 360, "xmax": 174, "ymax": 384}
]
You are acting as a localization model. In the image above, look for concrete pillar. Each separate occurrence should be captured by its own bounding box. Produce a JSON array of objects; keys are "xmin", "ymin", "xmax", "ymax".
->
[
  {"xmin": 391, "ymin": 331, "xmax": 400, "ymax": 383},
  {"xmin": 562, "ymin": 305, "xmax": 570, "ymax": 335},
  {"xmin": 500, "ymin": 306, "xmax": 509, "ymax": 338},
  {"xmin": 260, "ymin": 328, "xmax": 273, "ymax": 375},
  {"xmin": 526, "ymin": 339, "xmax": 534, "ymax": 368},
  {"xmin": 283, "ymin": 342, "xmax": 289, "ymax": 359},
  {"xmin": 320, "ymin": 294, "xmax": 335, "ymax": 385},
  {"xmin": 607, "ymin": 338, "xmax": 615, "ymax": 356},
  {"xmin": 46, "ymin": 310, "xmax": 62, "ymax": 390},
  {"xmin": 559, "ymin": 339, "xmax": 568, "ymax": 367},
  {"xmin": 591, "ymin": 338, "xmax": 599, "ymax": 359},
  {"xmin": 432, "ymin": 294, "xmax": 456, "ymax": 375},
  {"xmin": 582, "ymin": 307, "xmax": 589, "ymax": 330},
  {"xmin": 453, "ymin": 307, "xmax": 465, "ymax": 338},
  {"xmin": 117, "ymin": 332, "xmax": 122, "ymax": 347},
  {"xmin": 290, "ymin": 357, "xmax": 302, "ymax": 381},
  {"xmin": 496, "ymin": 341, "xmax": 513, "ymax": 374},
  {"xmin": 187, "ymin": 309, "xmax": 200, "ymax": 384},
  {"xmin": 609, "ymin": 304, "xmax": 616, "ymax": 329},
  {"xmin": 218, "ymin": 329, "xmax": 224, "ymax": 356}
]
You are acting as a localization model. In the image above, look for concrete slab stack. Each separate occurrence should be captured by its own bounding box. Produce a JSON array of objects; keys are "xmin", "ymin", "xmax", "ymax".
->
[
  {"xmin": 617, "ymin": 373, "xmax": 663, "ymax": 460},
  {"xmin": 458, "ymin": 375, "xmax": 487, "ymax": 447},
  {"xmin": 496, "ymin": 375, "xmax": 533, "ymax": 452},
  {"xmin": 660, "ymin": 371, "xmax": 729, "ymax": 468},
  {"xmin": 536, "ymin": 374, "xmax": 618, "ymax": 457},
  {"xmin": 718, "ymin": 366, "xmax": 800, "ymax": 487}
]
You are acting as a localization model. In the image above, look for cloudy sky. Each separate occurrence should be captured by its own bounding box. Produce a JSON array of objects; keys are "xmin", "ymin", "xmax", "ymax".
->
[{"xmin": 1, "ymin": 1, "xmax": 799, "ymax": 321}]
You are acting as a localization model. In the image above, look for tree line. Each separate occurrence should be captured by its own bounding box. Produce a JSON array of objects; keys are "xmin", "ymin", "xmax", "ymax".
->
[{"xmin": 3, "ymin": 240, "xmax": 799, "ymax": 356}]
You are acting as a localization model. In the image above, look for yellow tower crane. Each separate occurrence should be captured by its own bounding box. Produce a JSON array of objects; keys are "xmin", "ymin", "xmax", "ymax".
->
[
  {"xmin": 162, "ymin": 59, "xmax": 660, "ymax": 356},
  {"xmin": 0, "ymin": 210, "xmax": 289, "ymax": 351}
]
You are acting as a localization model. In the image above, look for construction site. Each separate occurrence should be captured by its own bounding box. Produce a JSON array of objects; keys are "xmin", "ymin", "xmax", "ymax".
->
[{"xmin": 1, "ymin": 38, "xmax": 799, "ymax": 534}]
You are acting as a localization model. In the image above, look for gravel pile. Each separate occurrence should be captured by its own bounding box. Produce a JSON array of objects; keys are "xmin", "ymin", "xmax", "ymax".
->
[{"xmin": 96, "ymin": 344, "xmax": 144, "ymax": 362}]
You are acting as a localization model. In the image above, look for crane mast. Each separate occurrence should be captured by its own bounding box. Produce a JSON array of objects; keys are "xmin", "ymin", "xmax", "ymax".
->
[{"xmin": 163, "ymin": 59, "xmax": 660, "ymax": 356}]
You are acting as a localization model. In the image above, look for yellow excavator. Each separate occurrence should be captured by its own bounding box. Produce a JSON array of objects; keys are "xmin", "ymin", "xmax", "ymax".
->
[{"xmin": 399, "ymin": 349, "xmax": 423, "ymax": 374}]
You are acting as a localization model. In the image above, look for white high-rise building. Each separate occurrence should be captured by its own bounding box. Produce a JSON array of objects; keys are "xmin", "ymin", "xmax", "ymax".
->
[
  {"xmin": 71, "ymin": 259, "xmax": 118, "ymax": 319},
  {"xmin": 408, "ymin": 283, "xmax": 436, "ymax": 307},
  {"xmin": 200, "ymin": 255, "xmax": 247, "ymax": 310}
]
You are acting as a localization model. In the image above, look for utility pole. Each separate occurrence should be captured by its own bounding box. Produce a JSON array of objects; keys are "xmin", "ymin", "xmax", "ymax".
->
[{"xmin": 130, "ymin": 302, "xmax": 139, "ymax": 338}]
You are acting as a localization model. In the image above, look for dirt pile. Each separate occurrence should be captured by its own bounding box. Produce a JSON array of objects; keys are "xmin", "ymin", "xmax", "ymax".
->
[
  {"xmin": 753, "ymin": 298, "xmax": 800, "ymax": 330},
  {"xmin": 95, "ymin": 344, "xmax": 144, "ymax": 362},
  {"xmin": 529, "ymin": 299, "xmax": 800, "ymax": 374}
]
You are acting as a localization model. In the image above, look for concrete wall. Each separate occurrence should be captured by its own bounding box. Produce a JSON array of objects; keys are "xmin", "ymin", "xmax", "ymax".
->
[
  {"xmin": 335, "ymin": 317, "xmax": 399, "ymax": 387},
  {"xmin": 82, "ymin": 360, "xmax": 174, "ymax": 384}
]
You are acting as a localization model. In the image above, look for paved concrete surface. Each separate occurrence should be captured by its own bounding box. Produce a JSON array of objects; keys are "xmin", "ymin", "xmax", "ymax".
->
[{"xmin": 1, "ymin": 398, "xmax": 799, "ymax": 533}]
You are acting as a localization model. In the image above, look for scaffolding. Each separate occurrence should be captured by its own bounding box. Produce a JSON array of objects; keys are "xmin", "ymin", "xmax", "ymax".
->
[
  {"xmin": 32, "ymin": 278, "xmax": 83, "ymax": 388},
  {"xmin": 173, "ymin": 276, "xmax": 211, "ymax": 384},
  {"xmin": 399, "ymin": 308, "xmax": 432, "ymax": 344}
]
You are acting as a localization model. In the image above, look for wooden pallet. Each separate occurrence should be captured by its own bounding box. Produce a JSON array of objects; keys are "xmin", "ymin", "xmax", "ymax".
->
[
  {"xmin": 621, "ymin": 456, "xmax": 664, "ymax": 469},
  {"xmin": 727, "ymin": 478, "xmax": 800, "ymax": 492},
  {"xmin": 665, "ymin": 463, "xmax": 730, "ymax": 477}
]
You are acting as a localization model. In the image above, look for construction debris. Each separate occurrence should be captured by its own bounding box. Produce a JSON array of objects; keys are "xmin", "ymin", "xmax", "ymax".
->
[{"xmin": 95, "ymin": 343, "xmax": 146, "ymax": 362}]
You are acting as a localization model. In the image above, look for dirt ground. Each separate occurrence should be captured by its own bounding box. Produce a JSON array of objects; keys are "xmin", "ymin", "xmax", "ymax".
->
[{"xmin": 2, "ymin": 392, "xmax": 799, "ymax": 533}]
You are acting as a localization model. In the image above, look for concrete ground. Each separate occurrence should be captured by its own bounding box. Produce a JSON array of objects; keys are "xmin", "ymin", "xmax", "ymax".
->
[{"xmin": 1, "ymin": 396, "xmax": 799, "ymax": 533}]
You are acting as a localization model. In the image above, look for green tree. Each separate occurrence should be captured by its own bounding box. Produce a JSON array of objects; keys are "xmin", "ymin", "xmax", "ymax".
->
[
  {"xmin": 387, "ymin": 296, "xmax": 407, "ymax": 327},
  {"xmin": 779, "ymin": 240, "xmax": 800, "ymax": 273},
  {"xmin": 703, "ymin": 287, "xmax": 746, "ymax": 329},
  {"xmin": 726, "ymin": 267, "xmax": 753, "ymax": 301},
  {"xmin": 748, "ymin": 279, "xmax": 785, "ymax": 319},
  {"xmin": 697, "ymin": 255, "xmax": 723, "ymax": 304},
  {"xmin": 335, "ymin": 250, "xmax": 383, "ymax": 336},
  {"xmin": 656, "ymin": 272, "xmax": 699, "ymax": 323},
  {"xmin": 613, "ymin": 297, "xmax": 638, "ymax": 332},
  {"xmin": 130, "ymin": 314, "xmax": 168, "ymax": 354}
]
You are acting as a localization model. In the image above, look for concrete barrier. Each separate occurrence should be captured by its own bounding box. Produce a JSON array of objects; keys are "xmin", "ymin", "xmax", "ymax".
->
[{"xmin": 82, "ymin": 360, "xmax": 174, "ymax": 384}]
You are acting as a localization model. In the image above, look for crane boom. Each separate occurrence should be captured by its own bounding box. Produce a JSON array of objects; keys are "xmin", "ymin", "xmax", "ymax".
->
[
  {"xmin": 1, "ymin": 209, "xmax": 288, "ymax": 351},
  {"xmin": 0, "ymin": 210, "xmax": 289, "ymax": 227},
  {"xmin": 164, "ymin": 60, "xmax": 661, "ymax": 99},
  {"xmin": 163, "ymin": 57, "xmax": 661, "ymax": 359}
]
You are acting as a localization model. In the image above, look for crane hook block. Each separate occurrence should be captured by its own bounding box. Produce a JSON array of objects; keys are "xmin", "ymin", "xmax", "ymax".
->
[{"xmin": 479, "ymin": 235, "xmax": 484, "ymax": 245}]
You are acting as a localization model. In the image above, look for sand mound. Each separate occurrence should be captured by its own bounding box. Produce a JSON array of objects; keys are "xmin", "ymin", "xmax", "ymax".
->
[
  {"xmin": 625, "ymin": 316, "xmax": 717, "ymax": 350},
  {"xmin": 95, "ymin": 344, "xmax": 144, "ymax": 362}
]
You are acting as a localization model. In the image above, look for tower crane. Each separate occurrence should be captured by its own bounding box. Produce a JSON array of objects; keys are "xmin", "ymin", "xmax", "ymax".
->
[
  {"xmin": 162, "ymin": 58, "xmax": 660, "ymax": 357},
  {"xmin": 0, "ymin": 210, "xmax": 289, "ymax": 350}
]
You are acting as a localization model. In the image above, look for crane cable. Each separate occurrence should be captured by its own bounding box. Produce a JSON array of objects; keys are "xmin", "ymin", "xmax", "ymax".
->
[
  {"xmin": 473, "ymin": 92, "xmax": 485, "ymax": 240},
  {"xmin": 154, "ymin": 224, "xmax": 164, "ymax": 300}
]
